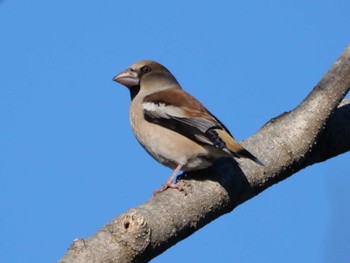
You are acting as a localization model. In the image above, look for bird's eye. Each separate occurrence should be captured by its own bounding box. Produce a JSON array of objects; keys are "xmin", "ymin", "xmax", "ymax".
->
[{"xmin": 141, "ymin": 65, "xmax": 152, "ymax": 74}]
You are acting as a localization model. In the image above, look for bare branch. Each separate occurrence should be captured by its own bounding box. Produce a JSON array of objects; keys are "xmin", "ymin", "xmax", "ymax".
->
[
  {"xmin": 306, "ymin": 98, "xmax": 350, "ymax": 164},
  {"xmin": 59, "ymin": 45, "xmax": 350, "ymax": 263}
]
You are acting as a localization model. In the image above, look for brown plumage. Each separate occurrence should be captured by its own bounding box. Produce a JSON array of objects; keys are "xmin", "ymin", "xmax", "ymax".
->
[{"xmin": 113, "ymin": 60, "xmax": 263, "ymax": 194}]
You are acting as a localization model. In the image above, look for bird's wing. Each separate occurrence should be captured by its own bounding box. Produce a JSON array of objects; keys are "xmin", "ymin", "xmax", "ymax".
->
[{"xmin": 142, "ymin": 88, "xmax": 235, "ymax": 152}]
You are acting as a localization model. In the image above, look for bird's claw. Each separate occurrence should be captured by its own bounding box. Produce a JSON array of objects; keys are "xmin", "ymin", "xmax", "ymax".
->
[{"xmin": 153, "ymin": 182, "xmax": 184, "ymax": 196}]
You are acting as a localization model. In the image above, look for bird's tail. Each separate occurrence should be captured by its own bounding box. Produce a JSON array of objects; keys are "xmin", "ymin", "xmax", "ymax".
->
[
  {"xmin": 215, "ymin": 129, "xmax": 264, "ymax": 166},
  {"xmin": 235, "ymin": 147, "xmax": 264, "ymax": 166}
]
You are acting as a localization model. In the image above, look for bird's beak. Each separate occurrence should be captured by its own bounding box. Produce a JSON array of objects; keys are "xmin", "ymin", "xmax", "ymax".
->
[{"xmin": 113, "ymin": 68, "xmax": 139, "ymax": 88}]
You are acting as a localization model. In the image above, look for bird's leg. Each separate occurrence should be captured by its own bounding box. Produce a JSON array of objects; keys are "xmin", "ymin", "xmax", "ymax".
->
[{"xmin": 153, "ymin": 164, "xmax": 183, "ymax": 195}]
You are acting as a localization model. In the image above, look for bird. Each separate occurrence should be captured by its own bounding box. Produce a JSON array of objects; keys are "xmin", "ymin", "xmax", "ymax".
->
[{"xmin": 113, "ymin": 60, "xmax": 263, "ymax": 194}]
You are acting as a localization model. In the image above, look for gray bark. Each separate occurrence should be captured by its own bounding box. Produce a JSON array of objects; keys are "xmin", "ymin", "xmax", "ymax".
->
[{"xmin": 59, "ymin": 45, "xmax": 350, "ymax": 263}]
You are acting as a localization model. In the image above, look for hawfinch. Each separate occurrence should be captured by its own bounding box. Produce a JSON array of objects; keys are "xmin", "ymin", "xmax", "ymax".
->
[{"xmin": 113, "ymin": 60, "xmax": 263, "ymax": 194}]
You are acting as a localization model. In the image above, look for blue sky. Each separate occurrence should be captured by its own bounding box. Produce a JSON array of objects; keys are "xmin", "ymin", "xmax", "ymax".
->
[{"xmin": 1, "ymin": 1, "xmax": 349, "ymax": 262}]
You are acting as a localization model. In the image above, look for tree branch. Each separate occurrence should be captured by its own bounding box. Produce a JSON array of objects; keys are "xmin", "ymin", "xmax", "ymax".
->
[{"xmin": 59, "ymin": 45, "xmax": 350, "ymax": 263}]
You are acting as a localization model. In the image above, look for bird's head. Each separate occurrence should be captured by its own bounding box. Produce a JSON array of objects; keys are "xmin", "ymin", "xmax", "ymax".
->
[{"xmin": 113, "ymin": 60, "xmax": 180, "ymax": 99}]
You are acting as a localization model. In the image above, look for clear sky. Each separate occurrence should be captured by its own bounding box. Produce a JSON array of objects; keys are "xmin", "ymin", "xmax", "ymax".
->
[{"xmin": 1, "ymin": 1, "xmax": 349, "ymax": 262}]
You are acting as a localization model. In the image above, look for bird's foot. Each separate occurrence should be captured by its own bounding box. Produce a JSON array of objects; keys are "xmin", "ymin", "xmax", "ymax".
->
[
  {"xmin": 153, "ymin": 182, "xmax": 183, "ymax": 196},
  {"xmin": 153, "ymin": 164, "xmax": 184, "ymax": 195}
]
